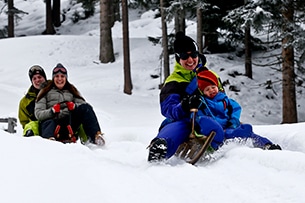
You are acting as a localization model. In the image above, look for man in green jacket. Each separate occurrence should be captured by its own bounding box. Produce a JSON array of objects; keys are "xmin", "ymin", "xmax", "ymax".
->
[{"xmin": 18, "ymin": 65, "xmax": 47, "ymax": 136}]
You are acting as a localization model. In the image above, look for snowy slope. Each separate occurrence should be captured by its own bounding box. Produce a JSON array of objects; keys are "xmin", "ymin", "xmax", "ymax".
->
[{"xmin": 0, "ymin": 1, "xmax": 304, "ymax": 202}]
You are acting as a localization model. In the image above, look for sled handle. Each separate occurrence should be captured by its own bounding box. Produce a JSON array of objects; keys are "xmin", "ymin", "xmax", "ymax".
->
[{"xmin": 189, "ymin": 108, "xmax": 198, "ymax": 139}]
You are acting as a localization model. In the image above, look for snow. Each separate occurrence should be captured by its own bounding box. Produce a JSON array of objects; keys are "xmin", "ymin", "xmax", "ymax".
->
[{"xmin": 0, "ymin": 1, "xmax": 305, "ymax": 202}]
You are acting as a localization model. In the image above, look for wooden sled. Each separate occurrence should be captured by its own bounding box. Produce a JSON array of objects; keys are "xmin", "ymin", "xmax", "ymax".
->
[
  {"xmin": 175, "ymin": 131, "xmax": 216, "ymax": 165},
  {"xmin": 175, "ymin": 108, "xmax": 216, "ymax": 165}
]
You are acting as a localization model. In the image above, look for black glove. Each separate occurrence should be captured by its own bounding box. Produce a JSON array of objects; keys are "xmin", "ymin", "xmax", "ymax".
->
[
  {"xmin": 181, "ymin": 95, "xmax": 201, "ymax": 111},
  {"xmin": 189, "ymin": 94, "xmax": 201, "ymax": 109},
  {"xmin": 181, "ymin": 95, "xmax": 190, "ymax": 112}
]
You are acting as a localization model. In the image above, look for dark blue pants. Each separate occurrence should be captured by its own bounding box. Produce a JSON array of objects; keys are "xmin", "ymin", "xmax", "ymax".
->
[
  {"xmin": 155, "ymin": 116, "xmax": 224, "ymax": 159},
  {"xmin": 40, "ymin": 103, "xmax": 101, "ymax": 141}
]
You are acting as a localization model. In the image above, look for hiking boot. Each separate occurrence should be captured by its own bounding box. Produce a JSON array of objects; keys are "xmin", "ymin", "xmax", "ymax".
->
[
  {"xmin": 95, "ymin": 132, "xmax": 105, "ymax": 146},
  {"xmin": 24, "ymin": 129, "xmax": 34, "ymax": 137},
  {"xmin": 264, "ymin": 144, "xmax": 282, "ymax": 150},
  {"xmin": 148, "ymin": 138, "xmax": 167, "ymax": 162}
]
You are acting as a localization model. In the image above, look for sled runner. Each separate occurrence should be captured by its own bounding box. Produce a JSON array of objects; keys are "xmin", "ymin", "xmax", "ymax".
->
[
  {"xmin": 175, "ymin": 131, "xmax": 215, "ymax": 164},
  {"xmin": 54, "ymin": 122, "xmax": 77, "ymax": 143},
  {"xmin": 175, "ymin": 108, "xmax": 216, "ymax": 165},
  {"xmin": 53, "ymin": 102, "xmax": 77, "ymax": 143}
]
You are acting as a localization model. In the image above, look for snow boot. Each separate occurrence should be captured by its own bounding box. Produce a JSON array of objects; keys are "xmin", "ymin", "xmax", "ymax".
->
[
  {"xmin": 95, "ymin": 132, "xmax": 105, "ymax": 146},
  {"xmin": 264, "ymin": 144, "xmax": 282, "ymax": 150},
  {"xmin": 24, "ymin": 129, "xmax": 34, "ymax": 137},
  {"xmin": 148, "ymin": 138, "xmax": 167, "ymax": 162}
]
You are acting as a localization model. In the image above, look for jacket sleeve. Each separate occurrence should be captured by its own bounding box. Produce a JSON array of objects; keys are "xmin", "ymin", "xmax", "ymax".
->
[
  {"xmin": 35, "ymin": 96, "xmax": 53, "ymax": 121},
  {"xmin": 18, "ymin": 98, "xmax": 30, "ymax": 129},
  {"xmin": 160, "ymin": 81, "xmax": 189, "ymax": 120},
  {"xmin": 74, "ymin": 97, "xmax": 86, "ymax": 107},
  {"xmin": 227, "ymin": 98, "xmax": 242, "ymax": 128},
  {"xmin": 160, "ymin": 94, "xmax": 187, "ymax": 120}
]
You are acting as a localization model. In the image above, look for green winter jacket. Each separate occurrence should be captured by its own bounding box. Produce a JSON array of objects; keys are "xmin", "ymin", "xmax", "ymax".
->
[
  {"xmin": 165, "ymin": 62, "xmax": 197, "ymax": 84},
  {"xmin": 18, "ymin": 86, "xmax": 40, "ymax": 135},
  {"xmin": 18, "ymin": 85, "xmax": 39, "ymax": 129}
]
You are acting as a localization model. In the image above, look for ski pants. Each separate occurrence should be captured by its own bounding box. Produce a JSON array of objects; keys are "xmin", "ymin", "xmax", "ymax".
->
[
  {"xmin": 224, "ymin": 124, "xmax": 272, "ymax": 148},
  {"xmin": 155, "ymin": 116, "xmax": 224, "ymax": 159}
]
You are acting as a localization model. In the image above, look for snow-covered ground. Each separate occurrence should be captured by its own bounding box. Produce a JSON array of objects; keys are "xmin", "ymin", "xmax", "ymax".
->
[{"xmin": 0, "ymin": 1, "xmax": 304, "ymax": 202}]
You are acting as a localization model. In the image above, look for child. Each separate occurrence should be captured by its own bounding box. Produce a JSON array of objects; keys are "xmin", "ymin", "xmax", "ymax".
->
[{"xmin": 195, "ymin": 70, "xmax": 281, "ymax": 150}]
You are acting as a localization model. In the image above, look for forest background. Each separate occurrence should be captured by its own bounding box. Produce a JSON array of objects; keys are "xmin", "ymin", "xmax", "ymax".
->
[{"xmin": 1, "ymin": 0, "xmax": 305, "ymax": 124}]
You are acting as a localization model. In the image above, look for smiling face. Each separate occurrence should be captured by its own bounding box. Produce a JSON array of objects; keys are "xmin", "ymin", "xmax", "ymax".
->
[
  {"xmin": 31, "ymin": 74, "xmax": 46, "ymax": 90},
  {"xmin": 179, "ymin": 51, "xmax": 199, "ymax": 70},
  {"xmin": 53, "ymin": 73, "xmax": 66, "ymax": 90}
]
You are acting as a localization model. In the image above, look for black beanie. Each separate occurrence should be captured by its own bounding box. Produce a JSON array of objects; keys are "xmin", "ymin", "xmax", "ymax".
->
[
  {"xmin": 174, "ymin": 32, "xmax": 198, "ymax": 62},
  {"xmin": 28, "ymin": 65, "xmax": 47, "ymax": 81}
]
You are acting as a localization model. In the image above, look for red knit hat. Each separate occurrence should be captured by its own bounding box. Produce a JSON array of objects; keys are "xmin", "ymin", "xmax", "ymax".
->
[{"xmin": 197, "ymin": 70, "xmax": 218, "ymax": 91}]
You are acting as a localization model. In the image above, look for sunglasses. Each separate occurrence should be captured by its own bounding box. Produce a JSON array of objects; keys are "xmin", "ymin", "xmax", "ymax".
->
[
  {"xmin": 176, "ymin": 51, "xmax": 199, "ymax": 60},
  {"xmin": 53, "ymin": 67, "xmax": 67, "ymax": 74},
  {"xmin": 30, "ymin": 66, "xmax": 43, "ymax": 72}
]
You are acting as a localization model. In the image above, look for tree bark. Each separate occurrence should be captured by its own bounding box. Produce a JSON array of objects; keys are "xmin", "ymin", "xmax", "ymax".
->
[
  {"xmin": 160, "ymin": 0, "xmax": 169, "ymax": 87},
  {"xmin": 174, "ymin": 8, "xmax": 185, "ymax": 33},
  {"xmin": 99, "ymin": 0, "xmax": 115, "ymax": 63},
  {"xmin": 7, "ymin": 0, "xmax": 14, "ymax": 37},
  {"xmin": 52, "ymin": 0, "xmax": 61, "ymax": 27},
  {"xmin": 245, "ymin": 23, "xmax": 252, "ymax": 79},
  {"xmin": 197, "ymin": 6, "xmax": 203, "ymax": 53},
  {"xmin": 44, "ymin": 0, "xmax": 56, "ymax": 34},
  {"xmin": 282, "ymin": 0, "xmax": 297, "ymax": 123},
  {"xmin": 109, "ymin": 0, "xmax": 120, "ymax": 27},
  {"xmin": 122, "ymin": 0, "xmax": 132, "ymax": 94}
]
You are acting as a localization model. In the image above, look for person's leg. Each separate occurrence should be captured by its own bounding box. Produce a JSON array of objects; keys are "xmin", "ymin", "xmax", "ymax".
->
[
  {"xmin": 225, "ymin": 124, "xmax": 281, "ymax": 150},
  {"xmin": 23, "ymin": 121, "xmax": 39, "ymax": 136},
  {"xmin": 40, "ymin": 119, "xmax": 57, "ymax": 139},
  {"xmin": 72, "ymin": 103, "xmax": 102, "ymax": 142},
  {"xmin": 148, "ymin": 120, "xmax": 191, "ymax": 161},
  {"xmin": 196, "ymin": 116, "xmax": 225, "ymax": 150}
]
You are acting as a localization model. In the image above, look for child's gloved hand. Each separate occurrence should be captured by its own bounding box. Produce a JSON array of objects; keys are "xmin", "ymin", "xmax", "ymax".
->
[{"xmin": 227, "ymin": 118, "xmax": 240, "ymax": 128}]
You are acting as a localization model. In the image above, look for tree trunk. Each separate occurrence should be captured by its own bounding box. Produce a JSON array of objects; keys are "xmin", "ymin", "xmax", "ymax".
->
[
  {"xmin": 204, "ymin": 33, "xmax": 218, "ymax": 53},
  {"xmin": 110, "ymin": 0, "xmax": 120, "ymax": 27},
  {"xmin": 174, "ymin": 8, "xmax": 185, "ymax": 33},
  {"xmin": 44, "ymin": 0, "xmax": 56, "ymax": 34},
  {"xmin": 7, "ymin": 0, "xmax": 14, "ymax": 37},
  {"xmin": 52, "ymin": 0, "xmax": 61, "ymax": 27},
  {"xmin": 122, "ymin": 0, "xmax": 132, "ymax": 95},
  {"xmin": 160, "ymin": 0, "xmax": 169, "ymax": 87},
  {"xmin": 245, "ymin": 23, "xmax": 252, "ymax": 79},
  {"xmin": 99, "ymin": 0, "xmax": 115, "ymax": 63},
  {"xmin": 196, "ymin": 6, "xmax": 203, "ymax": 53},
  {"xmin": 282, "ymin": 0, "xmax": 297, "ymax": 123}
]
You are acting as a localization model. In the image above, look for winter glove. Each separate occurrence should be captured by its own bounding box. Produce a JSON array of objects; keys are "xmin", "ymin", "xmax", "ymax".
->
[
  {"xmin": 181, "ymin": 95, "xmax": 191, "ymax": 112},
  {"xmin": 188, "ymin": 94, "xmax": 201, "ymax": 109},
  {"xmin": 227, "ymin": 118, "xmax": 240, "ymax": 129},
  {"xmin": 66, "ymin": 101, "xmax": 75, "ymax": 111},
  {"xmin": 181, "ymin": 95, "xmax": 202, "ymax": 112},
  {"xmin": 52, "ymin": 103, "xmax": 61, "ymax": 113}
]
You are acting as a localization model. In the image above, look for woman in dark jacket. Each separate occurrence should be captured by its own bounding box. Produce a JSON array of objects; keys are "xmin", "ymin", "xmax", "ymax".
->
[{"xmin": 35, "ymin": 63, "xmax": 105, "ymax": 146}]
